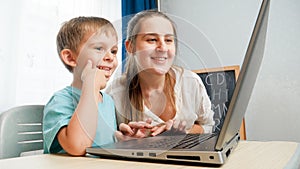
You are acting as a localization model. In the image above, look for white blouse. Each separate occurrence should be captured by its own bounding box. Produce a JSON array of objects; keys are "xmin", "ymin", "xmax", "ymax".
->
[{"xmin": 105, "ymin": 66, "xmax": 215, "ymax": 133}]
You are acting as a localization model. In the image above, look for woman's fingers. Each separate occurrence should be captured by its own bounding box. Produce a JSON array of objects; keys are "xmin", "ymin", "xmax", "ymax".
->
[
  {"xmin": 178, "ymin": 120, "xmax": 187, "ymax": 132},
  {"xmin": 172, "ymin": 120, "xmax": 187, "ymax": 132},
  {"xmin": 117, "ymin": 120, "xmax": 155, "ymax": 140},
  {"xmin": 118, "ymin": 118, "xmax": 190, "ymax": 139},
  {"xmin": 119, "ymin": 123, "xmax": 134, "ymax": 136},
  {"xmin": 150, "ymin": 120, "xmax": 174, "ymax": 136},
  {"xmin": 165, "ymin": 120, "xmax": 174, "ymax": 131},
  {"xmin": 145, "ymin": 118, "xmax": 153, "ymax": 124},
  {"xmin": 128, "ymin": 121, "xmax": 153, "ymax": 129},
  {"xmin": 150, "ymin": 125, "xmax": 166, "ymax": 136}
]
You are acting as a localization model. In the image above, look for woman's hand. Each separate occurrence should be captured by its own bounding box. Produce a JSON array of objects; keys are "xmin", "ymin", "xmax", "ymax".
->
[
  {"xmin": 150, "ymin": 120, "xmax": 187, "ymax": 136},
  {"xmin": 115, "ymin": 119, "xmax": 190, "ymax": 142},
  {"xmin": 186, "ymin": 124, "xmax": 204, "ymax": 134},
  {"xmin": 115, "ymin": 118, "xmax": 154, "ymax": 141}
]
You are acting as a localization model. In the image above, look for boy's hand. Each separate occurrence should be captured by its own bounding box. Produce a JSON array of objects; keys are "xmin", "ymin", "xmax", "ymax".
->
[{"xmin": 81, "ymin": 60, "xmax": 107, "ymax": 90}]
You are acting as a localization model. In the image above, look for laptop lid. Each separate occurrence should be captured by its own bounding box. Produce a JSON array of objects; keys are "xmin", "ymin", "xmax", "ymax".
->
[{"xmin": 215, "ymin": 0, "xmax": 270, "ymax": 150}]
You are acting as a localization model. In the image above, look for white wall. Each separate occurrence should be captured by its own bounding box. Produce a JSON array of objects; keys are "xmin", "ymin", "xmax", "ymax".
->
[
  {"xmin": 161, "ymin": 0, "xmax": 261, "ymax": 69},
  {"xmin": 160, "ymin": 0, "xmax": 300, "ymax": 142},
  {"xmin": 246, "ymin": 0, "xmax": 300, "ymax": 142}
]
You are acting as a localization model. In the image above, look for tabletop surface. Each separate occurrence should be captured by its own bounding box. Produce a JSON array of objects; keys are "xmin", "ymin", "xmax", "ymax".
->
[{"xmin": 1, "ymin": 141, "xmax": 300, "ymax": 169}]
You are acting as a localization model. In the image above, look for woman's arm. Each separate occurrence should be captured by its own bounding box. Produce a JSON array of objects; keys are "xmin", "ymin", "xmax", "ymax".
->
[{"xmin": 187, "ymin": 123, "xmax": 204, "ymax": 134}]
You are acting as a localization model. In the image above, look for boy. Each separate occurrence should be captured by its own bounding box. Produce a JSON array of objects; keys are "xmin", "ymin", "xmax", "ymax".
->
[{"xmin": 43, "ymin": 16, "xmax": 118, "ymax": 156}]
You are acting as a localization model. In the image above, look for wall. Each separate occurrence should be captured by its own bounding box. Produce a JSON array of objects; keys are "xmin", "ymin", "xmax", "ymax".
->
[{"xmin": 160, "ymin": 0, "xmax": 300, "ymax": 142}]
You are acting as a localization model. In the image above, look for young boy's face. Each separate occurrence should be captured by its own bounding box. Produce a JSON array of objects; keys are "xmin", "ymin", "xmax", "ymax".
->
[{"xmin": 76, "ymin": 31, "xmax": 118, "ymax": 81}]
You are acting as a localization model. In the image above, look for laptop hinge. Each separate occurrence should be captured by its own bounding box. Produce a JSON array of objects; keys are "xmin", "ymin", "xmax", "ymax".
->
[{"xmin": 217, "ymin": 133, "xmax": 240, "ymax": 151}]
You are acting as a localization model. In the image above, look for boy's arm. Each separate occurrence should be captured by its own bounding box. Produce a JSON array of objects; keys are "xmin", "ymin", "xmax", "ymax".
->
[{"xmin": 58, "ymin": 60, "xmax": 106, "ymax": 156}]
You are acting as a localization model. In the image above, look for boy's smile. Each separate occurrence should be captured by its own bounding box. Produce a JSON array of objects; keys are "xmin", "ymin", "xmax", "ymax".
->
[{"xmin": 76, "ymin": 31, "xmax": 118, "ymax": 81}]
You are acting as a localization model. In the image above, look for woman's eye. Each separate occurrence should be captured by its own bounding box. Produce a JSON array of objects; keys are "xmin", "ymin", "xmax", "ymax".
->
[
  {"xmin": 165, "ymin": 36, "xmax": 175, "ymax": 43},
  {"xmin": 146, "ymin": 38, "xmax": 157, "ymax": 42},
  {"xmin": 165, "ymin": 39, "xmax": 173, "ymax": 43}
]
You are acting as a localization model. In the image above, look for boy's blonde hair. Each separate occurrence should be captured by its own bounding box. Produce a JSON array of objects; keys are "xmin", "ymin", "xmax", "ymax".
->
[{"xmin": 56, "ymin": 16, "xmax": 117, "ymax": 72}]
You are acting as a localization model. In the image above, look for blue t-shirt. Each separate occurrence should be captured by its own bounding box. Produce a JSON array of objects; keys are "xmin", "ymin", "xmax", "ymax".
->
[{"xmin": 43, "ymin": 86, "xmax": 117, "ymax": 153}]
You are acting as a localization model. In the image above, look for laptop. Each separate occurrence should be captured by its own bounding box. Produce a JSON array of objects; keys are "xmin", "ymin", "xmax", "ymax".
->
[{"xmin": 86, "ymin": 0, "xmax": 270, "ymax": 165}]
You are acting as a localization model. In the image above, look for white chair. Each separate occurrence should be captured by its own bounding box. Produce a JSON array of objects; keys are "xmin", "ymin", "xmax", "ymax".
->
[{"xmin": 0, "ymin": 105, "xmax": 44, "ymax": 159}]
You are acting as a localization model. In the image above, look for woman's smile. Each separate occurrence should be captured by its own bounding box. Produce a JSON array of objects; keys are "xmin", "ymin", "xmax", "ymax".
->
[{"xmin": 151, "ymin": 56, "xmax": 168, "ymax": 63}]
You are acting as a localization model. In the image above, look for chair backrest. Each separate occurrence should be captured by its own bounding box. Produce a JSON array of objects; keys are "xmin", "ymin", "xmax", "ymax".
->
[
  {"xmin": 0, "ymin": 105, "xmax": 44, "ymax": 159},
  {"xmin": 193, "ymin": 65, "xmax": 246, "ymax": 140}
]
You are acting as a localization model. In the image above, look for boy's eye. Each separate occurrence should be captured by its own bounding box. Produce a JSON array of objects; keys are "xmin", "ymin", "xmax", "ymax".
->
[{"xmin": 95, "ymin": 47, "xmax": 104, "ymax": 51}]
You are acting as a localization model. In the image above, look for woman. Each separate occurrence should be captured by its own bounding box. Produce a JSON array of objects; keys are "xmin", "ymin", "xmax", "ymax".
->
[{"xmin": 106, "ymin": 10, "xmax": 215, "ymax": 140}]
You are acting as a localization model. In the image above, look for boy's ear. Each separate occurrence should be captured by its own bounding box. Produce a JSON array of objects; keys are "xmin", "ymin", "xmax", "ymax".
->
[
  {"xmin": 60, "ymin": 49, "xmax": 76, "ymax": 67},
  {"xmin": 125, "ymin": 40, "xmax": 133, "ymax": 54}
]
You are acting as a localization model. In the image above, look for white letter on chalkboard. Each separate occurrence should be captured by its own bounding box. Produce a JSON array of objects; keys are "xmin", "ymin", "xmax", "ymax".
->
[
  {"xmin": 217, "ymin": 73, "xmax": 225, "ymax": 85},
  {"xmin": 211, "ymin": 104, "xmax": 222, "ymax": 117},
  {"xmin": 206, "ymin": 74, "xmax": 213, "ymax": 86},
  {"xmin": 222, "ymin": 102, "xmax": 228, "ymax": 116},
  {"xmin": 212, "ymin": 88, "xmax": 222, "ymax": 100},
  {"xmin": 225, "ymin": 89, "xmax": 229, "ymax": 102}
]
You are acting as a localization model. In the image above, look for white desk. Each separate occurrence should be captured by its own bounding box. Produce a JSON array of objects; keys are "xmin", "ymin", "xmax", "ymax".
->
[{"xmin": 0, "ymin": 141, "xmax": 300, "ymax": 169}]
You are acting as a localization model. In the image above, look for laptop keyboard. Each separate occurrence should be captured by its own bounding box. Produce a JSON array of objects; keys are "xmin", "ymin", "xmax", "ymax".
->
[{"xmin": 147, "ymin": 133, "xmax": 216, "ymax": 149}]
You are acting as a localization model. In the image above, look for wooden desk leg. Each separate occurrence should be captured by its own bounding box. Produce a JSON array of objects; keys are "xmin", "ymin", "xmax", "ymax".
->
[{"xmin": 239, "ymin": 118, "xmax": 246, "ymax": 140}]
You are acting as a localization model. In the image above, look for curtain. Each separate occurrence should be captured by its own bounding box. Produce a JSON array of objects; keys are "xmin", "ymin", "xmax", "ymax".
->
[
  {"xmin": 0, "ymin": 0, "xmax": 121, "ymax": 112},
  {"xmin": 121, "ymin": 0, "xmax": 157, "ymax": 71}
]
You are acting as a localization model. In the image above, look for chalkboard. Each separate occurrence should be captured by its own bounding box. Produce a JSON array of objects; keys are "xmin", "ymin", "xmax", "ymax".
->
[{"xmin": 193, "ymin": 66, "xmax": 240, "ymax": 133}]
